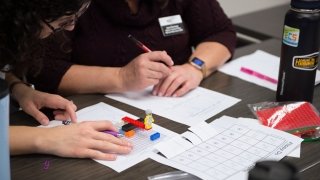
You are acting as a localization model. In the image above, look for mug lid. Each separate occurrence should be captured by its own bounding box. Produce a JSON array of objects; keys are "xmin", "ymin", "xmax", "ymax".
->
[{"xmin": 291, "ymin": 0, "xmax": 320, "ymax": 9}]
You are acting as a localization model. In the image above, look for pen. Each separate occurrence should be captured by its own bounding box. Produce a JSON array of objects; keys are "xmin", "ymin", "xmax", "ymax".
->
[
  {"xmin": 128, "ymin": 34, "xmax": 172, "ymax": 68},
  {"xmin": 240, "ymin": 67, "xmax": 278, "ymax": 84},
  {"xmin": 128, "ymin": 34, "xmax": 152, "ymax": 53},
  {"xmin": 103, "ymin": 130, "xmax": 124, "ymax": 138}
]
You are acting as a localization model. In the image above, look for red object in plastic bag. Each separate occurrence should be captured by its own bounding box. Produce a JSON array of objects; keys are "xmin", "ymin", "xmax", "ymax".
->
[{"xmin": 256, "ymin": 102, "xmax": 320, "ymax": 132}]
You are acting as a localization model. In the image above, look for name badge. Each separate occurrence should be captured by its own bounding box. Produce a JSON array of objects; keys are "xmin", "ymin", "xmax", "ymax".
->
[{"xmin": 158, "ymin": 15, "xmax": 185, "ymax": 37}]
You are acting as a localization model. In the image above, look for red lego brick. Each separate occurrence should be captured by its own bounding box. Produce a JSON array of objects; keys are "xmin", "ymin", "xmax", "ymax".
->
[{"xmin": 122, "ymin": 116, "xmax": 145, "ymax": 129}]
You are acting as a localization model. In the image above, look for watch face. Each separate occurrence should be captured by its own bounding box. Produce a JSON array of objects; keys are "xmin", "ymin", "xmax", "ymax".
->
[{"xmin": 192, "ymin": 58, "xmax": 204, "ymax": 67}]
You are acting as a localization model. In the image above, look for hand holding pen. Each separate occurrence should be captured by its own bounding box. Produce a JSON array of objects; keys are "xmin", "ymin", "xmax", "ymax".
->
[{"xmin": 116, "ymin": 34, "xmax": 173, "ymax": 91}]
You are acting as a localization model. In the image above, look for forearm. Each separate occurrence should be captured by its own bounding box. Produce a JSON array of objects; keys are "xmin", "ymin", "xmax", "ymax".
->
[
  {"xmin": 5, "ymin": 73, "xmax": 33, "ymax": 101},
  {"xmin": 190, "ymin": 42, "xmax": 231, "ymax": 78},
  {"xmin": 10, "ymin": 126, "xmax": 46, "ymax": 155},
  {"xmin": 58, "ymin": 65, "xmax": 124, "ymax": 95}
]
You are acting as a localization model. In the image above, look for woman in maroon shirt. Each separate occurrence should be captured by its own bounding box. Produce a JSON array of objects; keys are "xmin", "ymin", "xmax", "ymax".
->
[{"xmin": 29, "ymin": 0, "xmax": 236, "ymax": 97}]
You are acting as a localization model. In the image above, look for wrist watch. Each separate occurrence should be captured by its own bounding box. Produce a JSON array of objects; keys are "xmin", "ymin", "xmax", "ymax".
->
[{"xmin": 189, "ymin": 57, "xmax": 206, "ymax": 78}]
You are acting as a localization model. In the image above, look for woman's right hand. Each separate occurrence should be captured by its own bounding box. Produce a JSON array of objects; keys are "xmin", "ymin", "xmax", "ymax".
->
[
  {"xmin": 36, "ymin": 121, "xmax": 133, "ymax": 160},
  {"xmin": 119, "ymin": 51, "xmax": 173, "ymax": 91}
]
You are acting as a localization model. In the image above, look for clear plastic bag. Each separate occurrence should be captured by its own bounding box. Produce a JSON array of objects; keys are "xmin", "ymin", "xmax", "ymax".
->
[
  {"xmin": 147, "ymin": 170, "xmax": 200, "ymax": 180},
  {"xmin": 248, "ymin": 101, "xmax": 320, "ymax": 141}
]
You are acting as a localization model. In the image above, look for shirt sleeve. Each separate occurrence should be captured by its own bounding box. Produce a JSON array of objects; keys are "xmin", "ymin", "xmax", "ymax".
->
[
  {"xmin": 183, "ymin": 0, "xmax": 236, "ymax": 55},
  {"xmin": 27, "ymin": 33, "xmax": 74, "ymax": 93}
]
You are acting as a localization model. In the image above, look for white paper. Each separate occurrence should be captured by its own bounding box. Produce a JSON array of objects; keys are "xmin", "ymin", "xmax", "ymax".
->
[
  {"xmin": 154, "ymin": 136, "xmax": 194, "ymax": 159},
  {"xmin": 237, "ymin": 117, "xmax": 301, "ymax": 158},
  {"xmin": 106, "ymin": 87, "xmax": 240, "ymax": 126},
  {"xmin": 95, "ymin": 124, "xmax": 176, "ymax": 172},
  {"xmin": 188, "ymin": 121, "xmax": 218, "ymax": 141},
  {"xmin": 218, "ymin": 50, "xmax": 320, "ymax": 91},
  {"xmin": 181, "ymin": 131, "xmax": 203, "ymax": 145},
  {"xmin": 39, "ymin": 102, "xmax": 177, "ymax": 172},
  {"xmin": 150, "ymin": 116, "xmax": 303, "ymax": 180}
]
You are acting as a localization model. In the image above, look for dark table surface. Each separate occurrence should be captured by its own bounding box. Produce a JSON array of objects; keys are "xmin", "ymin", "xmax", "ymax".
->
[
  {"xmin": 10, "ymin": 39, "xmax": 320, "ymax": 180},
  {"xmin": 232, "ymin": 4, "xmax": 290, "ymax": 40}
]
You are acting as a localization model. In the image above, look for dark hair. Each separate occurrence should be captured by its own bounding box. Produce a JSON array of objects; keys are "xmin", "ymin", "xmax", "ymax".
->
[{"xmin": 0, "ymin": 0, "xmax": 89, "ymax": 77}]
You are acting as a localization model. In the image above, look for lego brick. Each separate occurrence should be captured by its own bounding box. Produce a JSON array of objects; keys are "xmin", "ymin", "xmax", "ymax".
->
[
  {"xmin": 121, "ymin": 123, "xmax": 135, "ymax": 132},
  {"xmin": 122, "ymin": 116, "xmax": 145, "ymax": 129},
  {"xmin": 125, "ymin": 130, "xmax": 135, "ymax": 138},
  {"xmin": 150, "ymin": 132, "xmax": 160, "ymax": 141}
]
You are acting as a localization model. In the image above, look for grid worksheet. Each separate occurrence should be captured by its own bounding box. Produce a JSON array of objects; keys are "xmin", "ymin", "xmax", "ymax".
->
[{"xmin": 152, "ymin": 116, "xmax": 302, "ymax": 180}]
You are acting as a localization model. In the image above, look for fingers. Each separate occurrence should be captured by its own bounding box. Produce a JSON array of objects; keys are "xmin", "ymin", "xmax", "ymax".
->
[
  {"xmin": 146, "ymin": 51, "xmax": 174, "ymax": 67},
  {"xmin": 83, "ymin": 121, "xmax": 133, "ymax": 153},
  {"xmin": 79, "ymin": 122, "xmax": 132, "ymax": 157},
  {"xmin": 48, "ymin": 121, "xmax": 133, "ymax": 160},
  {"xmin": 23, "ymin": 104, "xmax": 50, "ymax": 125},
  {"xmin": 152, "ymin": 79, "xmax": 162, "ymax": 96},
  {"xmin": 64, "ymin": 103, "xmax": 77, "ymax": 123},
  {"xmin": 172, "ymin": 83, "xmax": 193, "ymax": 97},
  {"xmin": 146, "ymin": 67, "xmax": 167, "ymax": 80},
  {"xmin": 45, "ymin": 96, "xmax": 77, "ymax": 123},
  {"xmin": 76, "ymin": 149, "xmax": 117, "ymax": 161},
  {"xmin": 140, "ymin": 51, "xmax": 173, "ymax": 78},
  {"xmin": 153, "ymin": 74, "xmax": 180, "ymax": 97},
  {"xmin": 152, "ymin": 65, "xmax": 200, "ymax": 97},
  {"xmin": 96, "ymin": 132, "xmax": 133, "ymax": 147},
  {"xmin": 165, "ymin": 75, "xmax": 190, "ymax": 97},
  {"xmin": 87, "ymin": 121, "xmax": 118, "ymax": 132},
  {"xmin": 137, "ymin": 53, "xmax": 172, "ymax": 79},
  {"xmin": 90, "ymin": 137, "xmax": 132, "ymax": 154},
  {"xmin": 120, "ymin": 51, "xmax": 174, "ymax": 91},
  {"xmin": 53, "ymin": 111, "xmax": 70, "ymax": 121}
]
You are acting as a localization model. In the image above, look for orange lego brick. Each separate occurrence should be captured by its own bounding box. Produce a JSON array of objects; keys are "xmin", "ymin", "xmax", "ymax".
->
[{"xmin": 124, "ymin": 130, "xmax": 135, "ymax": 138}]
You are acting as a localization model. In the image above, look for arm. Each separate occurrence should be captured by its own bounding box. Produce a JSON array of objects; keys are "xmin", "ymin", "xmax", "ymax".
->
[
  {"xmin": 189, "ymin": 41, "xmax": 231, "ymax": 78},
  {"xmin": 6, "ymin": 73, "xmax": 77, "ymax": 125},
  {"xmin": 58, "ymin": 51, "xmax": 173, "ymax": 95},
  {"xmin": 10, "ymin": 121, "xmax": 132, "ymax": 160},
  {"xmin": 152, "ymin": 0, "xmax": 236, "ymax": 97}
]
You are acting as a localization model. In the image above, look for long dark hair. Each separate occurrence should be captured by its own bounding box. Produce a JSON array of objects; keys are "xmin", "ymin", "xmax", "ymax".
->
[{"xmin": 0, "ymin": 0, "xmax": 89, "ymax": 77}]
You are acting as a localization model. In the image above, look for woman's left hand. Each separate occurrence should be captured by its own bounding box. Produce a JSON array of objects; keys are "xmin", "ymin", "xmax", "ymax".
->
[
  {"xmin": 18, "ymin": 87, "xmax": 77, "ymax": 125},
  {"xmin": 152, "ymin": 64, "xmax": 203, "ymax": 97}
]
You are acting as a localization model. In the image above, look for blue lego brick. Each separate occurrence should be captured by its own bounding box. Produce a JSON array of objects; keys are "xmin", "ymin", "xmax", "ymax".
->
[{"xmin": 150, "ymin": 132, "xmax": 160, "ymax": 141}]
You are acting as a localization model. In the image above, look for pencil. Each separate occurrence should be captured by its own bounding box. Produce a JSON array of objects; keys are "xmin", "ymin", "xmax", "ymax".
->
[{"xmin": 128, "ymin": 34, "xmax": 152, "ymax": 53}]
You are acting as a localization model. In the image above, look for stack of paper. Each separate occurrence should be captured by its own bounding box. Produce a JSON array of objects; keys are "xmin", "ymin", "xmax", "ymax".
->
[{"xmin": 150, "ymin": 116, "xmax": 302, "ymax": 180}]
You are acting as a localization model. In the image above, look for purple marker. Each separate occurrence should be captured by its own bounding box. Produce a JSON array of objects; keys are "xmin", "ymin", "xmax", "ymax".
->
[{"xmin": 103, "ymin": 130, "xmax": 123, "ymax": 138}]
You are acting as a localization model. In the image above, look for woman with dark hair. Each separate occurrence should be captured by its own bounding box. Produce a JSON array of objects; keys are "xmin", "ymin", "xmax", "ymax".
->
[
  {"xmin": 0, "ymin": 0, "xmax": 132, "ymax": 160},
  {"xmin": 28, "ymin": 0, "xmax": 236, "ymax": 97}
]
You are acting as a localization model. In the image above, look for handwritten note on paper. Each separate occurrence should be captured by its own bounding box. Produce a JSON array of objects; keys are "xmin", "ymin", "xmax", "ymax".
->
[
  {"xmin": 218, "ymin": 50, "xmax": 320, "ymax": 91},
  {"xmin": 39, "ymin": 103, "xmax": 177, "ymax": 172},
  {"xmin": 42, "ymin": 160, "xmax": 50, "ymax": 170},
  {"xmin": 150, "ymin": 116, "xmax": 302, "ymax": 180},
  {"xmin": 106, "ymin": 87, "xmax": 240, "ymax": 126}
]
